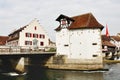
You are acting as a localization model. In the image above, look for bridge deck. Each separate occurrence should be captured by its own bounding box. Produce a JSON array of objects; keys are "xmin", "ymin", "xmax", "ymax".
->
[
  {"xmin": 0, "ymin": 52, "xmax": 56, "ymax": 57},
  {"xmin": 0, "ymin": 46, "xmax": 56, "ymax": 57}
]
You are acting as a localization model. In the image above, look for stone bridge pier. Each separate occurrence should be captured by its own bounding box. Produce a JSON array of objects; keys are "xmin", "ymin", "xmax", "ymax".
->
[
  {"xmin": 0, "ymin": 53, "xmax": 55, "ymax": 73},
  {"xmin": 0, "ymin": 57, "xmax": 22, "ymax": 73}
]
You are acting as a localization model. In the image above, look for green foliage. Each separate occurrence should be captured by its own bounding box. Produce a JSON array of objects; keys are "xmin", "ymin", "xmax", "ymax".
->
[{"xmin": 47, "ymin": 48, "xmax": 56, "ymax": 52}]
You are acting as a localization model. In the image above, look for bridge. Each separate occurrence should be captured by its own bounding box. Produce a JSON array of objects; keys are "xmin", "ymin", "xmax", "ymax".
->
[
  {"xmin": 0, "ymin": 52, "xmax": 56, "ymax": 57},
  {"xmin": 0, "ymin": 46, "xmax": 56, "ymax": 73},
  {"xmin": 0, "ymin": 46, "xmax": 56, "ymax": 57},
  {"xmin": 0, "ymin": 46, "xmax": 56, "ymax": 55}
]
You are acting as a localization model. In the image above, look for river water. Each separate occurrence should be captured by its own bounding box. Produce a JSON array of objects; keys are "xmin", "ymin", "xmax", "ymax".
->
[{"xmin": 0, "ymin": 63, "xmax": 120, "ymax": 80}]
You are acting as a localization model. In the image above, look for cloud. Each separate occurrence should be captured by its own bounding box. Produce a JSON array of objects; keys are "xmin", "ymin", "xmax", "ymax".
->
[{"xmin": 0, "ymin": 0, "xmax": 120, "ymax": 41}]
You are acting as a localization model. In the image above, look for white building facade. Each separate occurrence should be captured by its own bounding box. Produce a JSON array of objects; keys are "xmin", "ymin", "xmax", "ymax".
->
[
  {"xmin": 55, "ymin": 13, "xmax": 104, "ymax": 61},
  {"xmin": 7, "ymin": 19, "xmax": 50, "ymax": 50}
]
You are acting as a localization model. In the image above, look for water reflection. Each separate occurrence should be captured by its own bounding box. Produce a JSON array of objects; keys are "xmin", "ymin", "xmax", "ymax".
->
[
  {"xmin": 26, "ymin": 65, "xmax": 104, "ymax": 80},
  {"xmin": 103, "ymin": 63, "xmax": 120, "ymax": 80},
  {"xmin": 0, "ymin": 67, "xmax": 104, "ymax": 80},
  {"xmin": 0, "ymin": 74, "xmax": 26, "ymax": 80},
  {"xmin": 0, "ymin": 66, "xmax": 103, "ymax": 80},
  {"xmin": 2, "ymin": 64, "xmax": 120, "ymax": 80},
  {"xmin": 27, "ymin": 66, "xmax": 49, "ymax": 80},
  {"xmin": 46, "ymin": 70, "xmax": 103, "ymax": 80}
]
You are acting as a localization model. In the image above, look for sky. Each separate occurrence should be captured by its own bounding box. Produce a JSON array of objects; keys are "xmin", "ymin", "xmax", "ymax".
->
[{"xmin": 0, "ymin": 0, "xmax": 120, "ymax": 41}]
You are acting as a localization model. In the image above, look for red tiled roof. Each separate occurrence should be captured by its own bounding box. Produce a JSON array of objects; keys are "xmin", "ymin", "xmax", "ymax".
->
[
  {"xmin": 69, "ymin": 13, "xmax": 104, "ymax": 29},
  {"xmin": 101, "ymin": 35, "xmax": 115, "ymax": 47},
  {"xmin": 55, "ymin": 13, "xmax": 104, "ymax": 31},
  {"xmin": 101, "ymin": 35, "xmax": 111, "ymax": 41},
  {"xmin": 102, "ymin": 41, "xmax": 115, "ymax": 47},
  {"xmin": 0, "ymin": 36, "xmax": 8, "ymax": 45},
  {"xmin": 111, "ymin": 36, "xmax": 120, "ymax": 41}
]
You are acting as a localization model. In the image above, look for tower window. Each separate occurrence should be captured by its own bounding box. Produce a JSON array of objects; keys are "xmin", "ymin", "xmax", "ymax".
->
[
  {"xmin": 64, "ymin": 44, "xmax": 69, "ymax": 47},
  {"xmin": 61, "ymin": 19, "xmax": 67, "ymax": 25},
  {"xmin": 34, "ymin": 26, "xmax": 37, "ymax": 30},
  {"xmin": 93, "ymin": 54, "xmax": 98, "ymax": 57},
  {"xmin": 92, "ymin": 43, "xmax": 97, "ymax": 45}
]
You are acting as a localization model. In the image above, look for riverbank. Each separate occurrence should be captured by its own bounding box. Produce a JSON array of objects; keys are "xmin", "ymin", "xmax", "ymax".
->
[{"xmin": 103, "ymin": 59, "xmax": 120, "ymax": 64}]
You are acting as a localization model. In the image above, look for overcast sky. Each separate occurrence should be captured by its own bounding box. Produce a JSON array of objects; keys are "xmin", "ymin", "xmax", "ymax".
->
[{"xmin": 0, "ymin": 0, "xmax": 120, "ymax": 41}]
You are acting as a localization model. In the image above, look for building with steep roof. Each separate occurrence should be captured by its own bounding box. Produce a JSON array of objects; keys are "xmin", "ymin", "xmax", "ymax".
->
[
  {"xmin": 54, "ymin": 13, "xmax": 104, "ymax": 70},
  {"xmin": 101, "ymin": 34, "xmax": 120, "ymax": 60},
  {"xmin": 101, "ymin": 35, "xmax": 116, "ymax": 59},
  {"xmin": 7, "ymin": 19, "xmax": 50, "ymax": 50}
]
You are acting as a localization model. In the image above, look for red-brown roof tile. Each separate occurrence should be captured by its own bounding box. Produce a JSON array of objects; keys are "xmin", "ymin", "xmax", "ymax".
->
[
  {"xmin": 102, "ymin": 41, "xmax": 115, "ymax": 47},
  {"xmin": 111, "ymin": 36, "xmax": 120, "ymax": 41},
  {"xmin": 0, "ymin": 36, "xmax": 8, "ymax": 45},
  {"xmin": 69, "ymin": 13, "xmax": 104, "ymax": 29},
  {"xmin": 55, "ymin": 13, "xmax": 104, "ymax": 31},
  {"xmin": 101, "ymin": 35, "xmax": 115, "ymax": 47},
  {"xmin": 101, "ymin": 35, "xmax": 111, "ymax": 41}
]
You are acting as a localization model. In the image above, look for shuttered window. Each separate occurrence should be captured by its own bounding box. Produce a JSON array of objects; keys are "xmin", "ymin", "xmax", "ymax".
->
[
  {"xmin": 25, "ymin": 33, "xmax": 32, "ymax": 37},
  {"xmin": 25, "ymin": 41, "xmax": 32, "ymax": 45},
  {"xmin": 33, "ymin": 34, "xmax": 38, "ymax": 38},
  {"xmin": 40, "ymin": 42, "xmax": 44, "ymax": 46},
  {"xmin": 39, "ymin": 34, "xmax": 45, "ymax": 39}
]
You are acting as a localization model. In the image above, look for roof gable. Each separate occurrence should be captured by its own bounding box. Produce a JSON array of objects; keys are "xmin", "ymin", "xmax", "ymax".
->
[{"xmin": 8, "ymin": 19, "xmax": 39, "ymax": 36}]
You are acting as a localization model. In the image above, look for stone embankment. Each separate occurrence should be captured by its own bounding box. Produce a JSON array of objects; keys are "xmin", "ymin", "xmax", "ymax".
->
[{"xmin": 104, "ymin": 60, "xmax": 120, "ymax": 64}]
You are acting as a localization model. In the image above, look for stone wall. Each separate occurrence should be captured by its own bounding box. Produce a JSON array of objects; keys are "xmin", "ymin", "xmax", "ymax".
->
[{"xmin": 45, "ymin": 55, "xmax": 103, "ymax": 70}]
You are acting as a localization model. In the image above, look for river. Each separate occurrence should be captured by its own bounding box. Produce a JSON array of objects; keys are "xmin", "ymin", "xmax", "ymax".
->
[{"xmin": 0, "ymin": 63, "xmax": 120, "ymax": 80}]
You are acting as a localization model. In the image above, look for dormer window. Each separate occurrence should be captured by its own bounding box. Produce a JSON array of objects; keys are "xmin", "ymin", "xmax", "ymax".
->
[
  {"xmin": 61, "ymin": 19, "xmax": 67, "ymax": 25},
  {"xmin": 55, "ymin": 14, "xmax": 74, "ymax": 31},
  {"xmin": 60, "ymin": 19, "xmax": 68, "ymax": 28}
]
